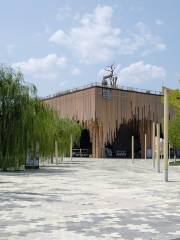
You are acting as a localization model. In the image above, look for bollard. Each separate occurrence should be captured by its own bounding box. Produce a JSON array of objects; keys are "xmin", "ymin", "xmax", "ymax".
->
[
  {"xmin": 152, "ymin": 122, "xmax": 155, "ymax": 168},
  {"xmin": 156, "ymin": 123, "xmax": 160, "ymax": 173},
  {"xmin": 55, "ymin": 140, "xmax": 58, "ymax": 165},
  {"xmin": 70, "ymin": 135, "xmax": 73, "ymax": 161},
  {"xmin": 132, "ymin": 136, "xmax": 134, "ymax": 162},
  {"xmin": 145, "ymin": 133, "xmax": 147, "ymax": 159}
]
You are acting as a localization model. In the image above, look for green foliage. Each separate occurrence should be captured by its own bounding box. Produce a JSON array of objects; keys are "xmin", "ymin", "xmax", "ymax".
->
[
  {"xmin": 0, "ymin": 65, "xmax": 82, "ymax": 170},
  {"xmin": 169, "ymin": 89, "xmax": 180, "ymax": 150},
  {"xmin": 169, "ymin": 90, "xmax": 180, "ymax": 110},
  {"xmin": 55, "ymin": 118, "xmax": 82, "ymax": 156},
  {"xmin": 169, "ymin": 112, "xmax": 180, "ymax": 150}
]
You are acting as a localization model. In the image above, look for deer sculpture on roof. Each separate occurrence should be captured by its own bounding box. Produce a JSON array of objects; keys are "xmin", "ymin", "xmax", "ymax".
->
[{"xmin": 102, "ymin": 64, "xmax": 118, "ymax": 88}]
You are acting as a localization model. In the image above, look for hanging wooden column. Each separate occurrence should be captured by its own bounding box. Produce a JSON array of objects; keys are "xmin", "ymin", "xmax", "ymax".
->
[
  {"xmin": 138, "ymin": 120, "xmax": 144, "ymax": 158},
  {"xmin": 92, "ymin": 128, "xmax": 96, "ymax": 158},
  {"xmin": 147, "ymin": 120, "xmax": 152, "ymax": 150},
  {"xmin": 95, "ymin": 127, "xmax": 98, "ymax": 158},
  {"xmin": 98, "ymin": 125, "xmax": 104, "ymax": 158},
  {"xmin": 101, "ymin": 126, "xmax": 105, "ymax": 158},
  {"xmin": 95, "ymin": 125, "xmax": 100, "ymax": 158}
]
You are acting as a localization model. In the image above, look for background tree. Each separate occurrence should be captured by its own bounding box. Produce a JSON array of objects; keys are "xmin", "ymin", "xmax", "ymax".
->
[
  {"xmin": 169, "ymin": 89, "xmax": 180, "ymax": 152},
  {"xmin": 0, "ymin": 65, "xmax": 82, "ymax": 170}
]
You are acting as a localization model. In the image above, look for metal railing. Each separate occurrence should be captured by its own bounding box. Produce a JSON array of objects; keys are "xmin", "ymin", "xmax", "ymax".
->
[
  {"xmin": 72, "ymin": 148, "xmax": 91, "ymax": 157},
  {"xmin": 43, "ymin": 82, "xmax": 162, "ymax": 100}
]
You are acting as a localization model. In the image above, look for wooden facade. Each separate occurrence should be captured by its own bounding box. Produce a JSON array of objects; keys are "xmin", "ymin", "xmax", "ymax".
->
[{"xmin": 44, "ymin": 84, "xmax": 165, "ymax": 158}]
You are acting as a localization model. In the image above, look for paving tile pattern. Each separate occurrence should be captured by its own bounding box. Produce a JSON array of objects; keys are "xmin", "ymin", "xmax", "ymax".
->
[{"xmin": 0, "ymin": 158, "xmax": 180, "ymax": 240}]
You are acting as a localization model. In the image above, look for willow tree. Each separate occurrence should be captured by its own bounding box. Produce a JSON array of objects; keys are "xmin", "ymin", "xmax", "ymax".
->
[
  {"xmin": 0, "ymin": 65, "xmax": 37, "ymax": 170},
  {"xmin": 54, "ymin": 118, "xmax": 82, "ymax": 157},
  {"xmin": 26, "ymin": 100, "xmax": 58, "ymax": 160},
  {"xmin": 0, "ymin": 65, "xmax": 82, "ymax": 170}
]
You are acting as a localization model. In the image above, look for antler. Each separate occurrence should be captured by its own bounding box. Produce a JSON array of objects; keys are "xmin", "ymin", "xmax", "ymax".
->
[
  {"xmin": 111, "ymin": 63, "xmax": 116, "ymax": 70},
  {"xmin": 104, "ymin": 66, "xmax": 111, "ymax": 72},
  {"xmin": 105, "ymin": 64, "xmax": 116, "ymax": 71}
]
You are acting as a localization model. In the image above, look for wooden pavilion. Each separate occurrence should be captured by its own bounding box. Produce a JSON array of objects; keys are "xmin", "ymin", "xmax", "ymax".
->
[{"xmin": 44, "ymin": 83, "xmax": 166, "ymax": 158}]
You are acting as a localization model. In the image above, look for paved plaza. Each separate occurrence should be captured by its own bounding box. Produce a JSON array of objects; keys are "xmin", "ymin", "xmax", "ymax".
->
[{"xmin": 0, "ymin": 158, "xmax": 180, "ymax": 240}]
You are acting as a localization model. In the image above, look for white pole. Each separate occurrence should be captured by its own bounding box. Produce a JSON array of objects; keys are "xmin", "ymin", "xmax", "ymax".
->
[
  {"xmin": 152, "ymin": 122, "xmax": 155, "ymax": 168},
  {"xmin": 156, "ymin": 123, "xmax": 160, "ymax": 173},
  {"xmin": 55, "ymin": 140, "xmax": 58, "ymax": 165},
  {"xmin": 145, "ymin": 133, "xmax": 147, "ymax": 159},
  {"xmin": 169, "ymin": 143, "xmax": 171, "ymax": 160},
  {"xmin": 132, "ymin": 136, "xmax": 134, "ymax": 162},
  {"xmin": 70, "ymin": 135, "xmax": 73, "ymax": 161},
  {"xmin": 164, "ymin": 88, "xmax": 169, "ymax": 182}
]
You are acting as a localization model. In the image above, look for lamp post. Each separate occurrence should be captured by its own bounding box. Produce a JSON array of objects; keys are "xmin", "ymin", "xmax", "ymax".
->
[{"xmin": 164, "ymin": 88, "xmax": 169, "ymax": 182}]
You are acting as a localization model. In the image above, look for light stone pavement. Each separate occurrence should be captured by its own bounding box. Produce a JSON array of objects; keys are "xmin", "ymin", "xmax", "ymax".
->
[{"xmin": 0, "ymin": 158, "xmax": 180, "ymax": 240}]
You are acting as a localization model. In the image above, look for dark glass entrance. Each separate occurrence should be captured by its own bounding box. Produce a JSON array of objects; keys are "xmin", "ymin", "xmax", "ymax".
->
[{"xmin": 105, "ymin": 119, "xmax": 141, "ymax": 158}]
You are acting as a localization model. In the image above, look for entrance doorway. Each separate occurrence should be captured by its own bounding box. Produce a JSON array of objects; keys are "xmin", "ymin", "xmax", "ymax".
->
[
  {"xmin": 73, "ymin": 129, "xmax": 92, "ymax": 157},
  {"xmin": 105, "ymin": 120, "xmax": 141, "ymax": 158}
]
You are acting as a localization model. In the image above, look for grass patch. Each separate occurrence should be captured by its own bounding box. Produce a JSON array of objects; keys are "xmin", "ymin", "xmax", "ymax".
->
[{"xmin": 169, "ymin": 161, "xmax": 180, "ymax": 166}]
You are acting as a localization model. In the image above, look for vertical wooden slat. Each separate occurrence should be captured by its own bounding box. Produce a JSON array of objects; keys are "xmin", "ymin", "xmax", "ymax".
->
[{"xmin": 44, "ymin": 86, "xmax": 170, "ymax": 158}]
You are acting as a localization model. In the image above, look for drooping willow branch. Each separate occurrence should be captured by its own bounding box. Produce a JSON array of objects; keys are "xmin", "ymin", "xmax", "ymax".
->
[{"xmin": 0, "ymin": 65, "xmax": 82, "ymax": 170}]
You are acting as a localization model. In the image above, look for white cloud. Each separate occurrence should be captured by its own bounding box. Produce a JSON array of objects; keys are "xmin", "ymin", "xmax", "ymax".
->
[
  {"xmin": 71, "ymin": 67, "xmax": 81, "ymax": 76},
  {"xmin": 49, "ymin": 30, "xmax": 68, "ymax": 44},
  {"xmin": 49, "ymin": 5, "xmax": 166, "ymax": 63},
  {"xmin": 12, "ymin": 54, "xmax": 67, "ymax": 79},
  {"xmin": 155, "ymin": 19, "xmax": 164, "ymax": 26},
  {"xmin": 50, "ymin": 5, "xmax": 116, "ymax": 63},
  {"xmin": 134, "ymin": 22, "xmax": 166, "ymax": 56},
  {"xmin": 118, "ymin": 61, "xmax": 166, "ymax": 85}
]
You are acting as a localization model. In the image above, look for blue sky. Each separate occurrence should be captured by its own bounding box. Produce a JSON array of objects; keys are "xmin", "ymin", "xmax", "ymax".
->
[{"xmin": 0, "ymin": 0, "xmax": 180, "ymax": 96}]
